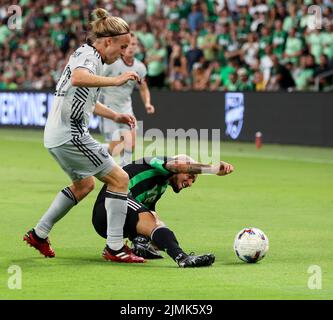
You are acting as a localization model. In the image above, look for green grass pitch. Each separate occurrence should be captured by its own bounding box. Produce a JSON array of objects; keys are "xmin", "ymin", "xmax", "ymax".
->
[{"xmin": 0, "ymin": 128, "xmax": 332, "ymax": 300}]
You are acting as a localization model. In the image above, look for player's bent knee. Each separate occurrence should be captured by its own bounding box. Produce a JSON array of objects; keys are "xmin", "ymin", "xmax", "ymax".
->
[
  {"xmin": 116, "ymin": 170, "xmax": 129, "ymax": 189},
  {"xmin": 71, "ymin": 177, "xmax": 95, "ymax": 200},
  {"xmin": 85, "ymin": 180, "xmax": 95, "ymax": 194},
  {"xmin": 105, "ymin": 167, "xmax": 129, "ymax": 191}
]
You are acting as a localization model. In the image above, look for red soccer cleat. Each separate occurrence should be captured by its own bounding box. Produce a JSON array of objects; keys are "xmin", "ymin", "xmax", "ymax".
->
[
  {"xmin": 102, "ymin": 244, "xmax": 145, "ymax": 263},
  {"xmin": 23, "ymin": 229, "xmax": 55, "ymax": 258}
]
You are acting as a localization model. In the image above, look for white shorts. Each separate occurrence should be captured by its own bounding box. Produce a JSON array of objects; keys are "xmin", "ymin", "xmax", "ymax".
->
[
  {"xmin": 48, "ymin": 134, "xmax": 117, "ymax": 181},
  {"xmin": 100, "ymin": 117, "xmax": 134, "ymax": 142}
]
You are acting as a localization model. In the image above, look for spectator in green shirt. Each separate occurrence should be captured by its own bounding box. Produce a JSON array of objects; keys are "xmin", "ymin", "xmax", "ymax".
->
[
  {"xmin": 223, "ymin": 71, "xmax": 238, "ymax": 91},
  {"xmin": 294, "ymin": 54, "xmax": 317, "ymax": 91},
  {"xmin": 198, "ymin": 23, "xmax": 218, "ymax": 62},
  {"xmin": 258, "ymin": 26, "xmax": 272, "ymax": 58},
  {"xmin": 283, "ymin": 28, "xmax": 304, "ymax": 65},
  {"xmin": 236, "ymin": 68, "xmax": 254, "ymax": 91},
  {"xmin": 283, "ymin": 3, "xmax": 299, "ymax": 32},
  {"xmin": 167, "ymin": 1, "xmax": 181, "ymax": 32},
  {"xmin": 237, "ymin": 18, "xmax": 251, "ymax": 44},
  {"xmin": 208, "ymin": 60, "xmax": 222, "ymax": 91},
  {"xmin": 272, "ymin": 19, "xmax": 287, "ymax": 59},
  {"xmin": 136, "ymin": 22, "xmax": 155, "ymax": 50},
  {"xmin": 219, "ymin": 58, "xmax": 239, "ymax": 87},
  {"xmin": 320, "ymin": 24, "xmax": 333, "ymax": 60},
  {"xmin": 146, "ymin": 39, "xmax": 167, "ymax": 88}
]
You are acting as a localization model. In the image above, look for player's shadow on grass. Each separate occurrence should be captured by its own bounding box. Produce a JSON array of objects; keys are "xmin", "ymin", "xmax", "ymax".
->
[
  {"xmin": 221, "ymin": 260, "xmax": 265, "ymax": 266},
  {"xmin": 14, "ymin": 256, "xmax": 178, "ymax": 268},
  {"xmin": 57, "ymin": 256, "xmax": 178, "ymax": 268}
]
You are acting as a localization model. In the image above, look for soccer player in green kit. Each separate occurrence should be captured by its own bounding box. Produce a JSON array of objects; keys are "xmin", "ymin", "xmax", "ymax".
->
[{"xmin": 92, "ymin": 155, "xmax": 234, "ymax": 267}]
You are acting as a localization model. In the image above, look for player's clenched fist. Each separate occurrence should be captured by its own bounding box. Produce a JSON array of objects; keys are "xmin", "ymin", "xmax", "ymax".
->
[
  {"xmin": 115, "ymin": 71, "xmax": 141, "ymax": 86},
  {"xmin": 114, "ymin": 113, "xmax": 136, "ymax": 128},
  {"xmin": 215, "ymin": 161, "xmax": 234, "ymax": 176}
]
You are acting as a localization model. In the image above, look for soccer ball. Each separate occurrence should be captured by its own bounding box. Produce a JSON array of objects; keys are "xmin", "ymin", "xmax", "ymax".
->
[{"xmin": 234, "ymin": 228, "xmax": 269, "ymax": 263}]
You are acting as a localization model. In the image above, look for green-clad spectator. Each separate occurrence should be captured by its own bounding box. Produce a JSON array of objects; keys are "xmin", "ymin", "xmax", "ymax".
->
[
  {"xmin": 283, "ymin": 28, "xmax": 304, "ymax": 64},
  {"xmin": 198, "ymin": 23, "xmax": 217, "ymax": 62},
  {"xmin": 298, "ymin": 5, "xmax": 311, "ymax": 32},
  {"xmin": 136, "ymin": 22, "xmax": 155, "ymax": 50},
  {"xmin": 236, "ymin": 68, "xmax": 254, "ymax": 91},
  {"xmin": 0, "ymin": 25, "xmax": 12, "ymax": 45},
  {"xmin": 167, "ymin": 1, "xmax": 181, "ymax": 32},
  {"xmin": 320, "ymin": 24, "xmax": 333, "ymax": 60},
  {"xmin": 0, "ymin": 75, "xmax": 7, "ymax": 90},
  {"xmin": 294, "ymin": 55, "xmax": 315, "ymax": 91},
  {"xmin": 272, "ymin": 19, "xmax": 287, "ymax": 59},
  {"xmin": 146, "ymin": 39, "xmax": 167, "ymax": 88},
  {"xmin": 114, "ymin": 0, "xmax": 129, "ymax": 11},
  {"xmin": 50, "ymin": 23, "xmax": 66, "ymax": 48},
  {"xmin": 208, "ymin": 61, "xmax": 222, "ymax": 90},
  {"xmin": 237, "ymin": 18, "xmax": 251, "ymax": 43},
  {"xmin": 306, "ymin": 29, "xmax": 323, "ymax": 64},
  {"xmin": 205, "ymin": 0, "xmax": 218, "ymax": 23},
  {"xmin": 224, "ymin": 72, "xmax": 238, "ymax": 91},
  {"xmin": 238, "ymin": 5, "xmax": 252, "ymax": 27},
  {"xmin": 219, "ymin": 58, "xmax": 238, "ymax": 87},
  {"xmin": 258, "ymin": 26, "xmax": 272, "ymax": 58},
  {"xmin": 283, "ymin": 3, "xmax": 299, "ymax": 32},
  {"xmin": 216, "ymin": 23, "xmax": 231, "ymax": 65},
  {"xmin": 146, "ymin": 0, "xmax": 160, "ymax": 17},
  {"xmin": 43, "ymin": 4, "xmax": 54, "ymax": 15},
  {"xmin": 69, "ymin": 4, "xmax": 80, "ymax": 19},
  {"xmin": 179, "ymin": 0, "xmax": 192, "ymax": 19},
  {"xmin": 49, "ymin": 6, "xmax": 63, "ymax": 25},
  {"xmin": 216, "ymin": 8, "xmax": 233, "ymax": 25}
]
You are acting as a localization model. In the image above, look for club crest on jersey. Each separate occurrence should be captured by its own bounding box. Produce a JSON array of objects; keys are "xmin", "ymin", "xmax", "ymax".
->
[
  {"xmin": 225, "ymin": 92, "xmax": 244, "ymax": 140},
  {"xmin": 83, "ymin": 58, "xmax": 96, "ymax": 71},
  {"xmin": 72, "ymin": 51, "xmax": 82, "ymax": 58},
  {"xmin": 98, "ymin": 147, "xmax": 109, "ymax": 159}
]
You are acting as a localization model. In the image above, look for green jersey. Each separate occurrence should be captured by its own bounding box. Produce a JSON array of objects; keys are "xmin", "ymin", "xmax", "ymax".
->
[{"xmin": 96, "ymin": 157, "xmax": 173, "ymax": 211}]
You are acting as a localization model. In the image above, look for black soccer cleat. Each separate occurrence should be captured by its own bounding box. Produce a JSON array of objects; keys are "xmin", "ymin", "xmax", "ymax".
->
[
  {"xmin": 131, "ymin": 236, "xmax": 164, "ymax": 259},
  {"xmin": 175, "ymin": 252, "xmax": 215, "ymax": 268}
]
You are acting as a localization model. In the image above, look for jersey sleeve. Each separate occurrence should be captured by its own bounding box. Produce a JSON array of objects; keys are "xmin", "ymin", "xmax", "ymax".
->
[
  {"xmin": 74, "ymin": 52, "xmax": 100, "ymax": 75},
  {"xmin": 138, "ymin": 61, "xmax": 147, "ymax": 79},
  {"xmin": 148, "ymin": 157, "xmax": 173, "ymax": 175}
]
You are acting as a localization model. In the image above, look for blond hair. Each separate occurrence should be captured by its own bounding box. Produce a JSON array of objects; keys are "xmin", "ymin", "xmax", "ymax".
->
[
  {"xmin": 90, "ymin": 8, "xmax": 129, "ymax": 39},
  {"xmin": 173, "ymin": 154, "xmax": 196, "ymax": 164}
]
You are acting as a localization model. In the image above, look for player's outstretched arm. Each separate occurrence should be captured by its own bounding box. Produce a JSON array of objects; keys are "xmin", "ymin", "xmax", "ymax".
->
[
  {"xmin": 165, "ymin": 160, "xmax": 234, "ymax": 176},
  {"xmin": 94, "ymin": 101, "xmax": 136, "ymax": 128},
  {"xmin": 72, "ymin": 68, "xmax": 141, "ymax": 88},
  {"xmin": 139, "ymin": 80, "xmax": 155, "ymax": 114}
]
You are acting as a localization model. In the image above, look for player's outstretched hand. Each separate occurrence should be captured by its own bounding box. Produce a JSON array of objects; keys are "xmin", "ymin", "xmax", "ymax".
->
[
  {"xmin": 215, "ymin": 161, "xmax": 234, "ymax": 176},
  {"xmin": 145, "ymin": 103, "xmax": 155, "ymax": 114},
  {"xmin": 114, "ymin": 113, "xmax": 136, "ymax": 128},
  {"xmin": 115, "ymin": 71, "xmax": 141, "ymax": 86}
]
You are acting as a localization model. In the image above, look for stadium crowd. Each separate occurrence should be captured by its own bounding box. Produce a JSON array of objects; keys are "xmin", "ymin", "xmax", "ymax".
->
[{"xmin": 1, "ymin": 0, "xmax": 333, "ymax": 92}]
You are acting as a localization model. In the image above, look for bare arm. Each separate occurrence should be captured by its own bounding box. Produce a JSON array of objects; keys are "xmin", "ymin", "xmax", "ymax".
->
[
  {"xmin": 71, "ymin": 68, "xmax": 141, "ymax": 88},
  {"xmin": 139, "ymin": 80, "xmax": 155, "ymax": 114},
  {"xmin": 94, "ymin": 101, "xmax": 136, "ymax": 128},
  {"xmin": 165, "ymin": 160, "xmax": 234, "ymax": 176}
]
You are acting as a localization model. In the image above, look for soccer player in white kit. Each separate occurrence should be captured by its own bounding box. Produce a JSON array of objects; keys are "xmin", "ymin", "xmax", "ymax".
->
[
  {"xmin": 99, "ymin": 33, "xmax": 155, "ymax": 166},
  {"xmin": 23, "ymin": 8, "xmax": 145, "ymax": 263}
]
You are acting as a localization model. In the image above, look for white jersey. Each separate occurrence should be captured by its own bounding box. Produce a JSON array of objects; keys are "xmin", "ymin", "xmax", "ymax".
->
[
  {"xmin": 99, "ymin": 58, "xmax": 147, "ymax": 114},
  {"xmin": 44, "ymin": 44, "xmax": 104, "ymax": 148}
]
